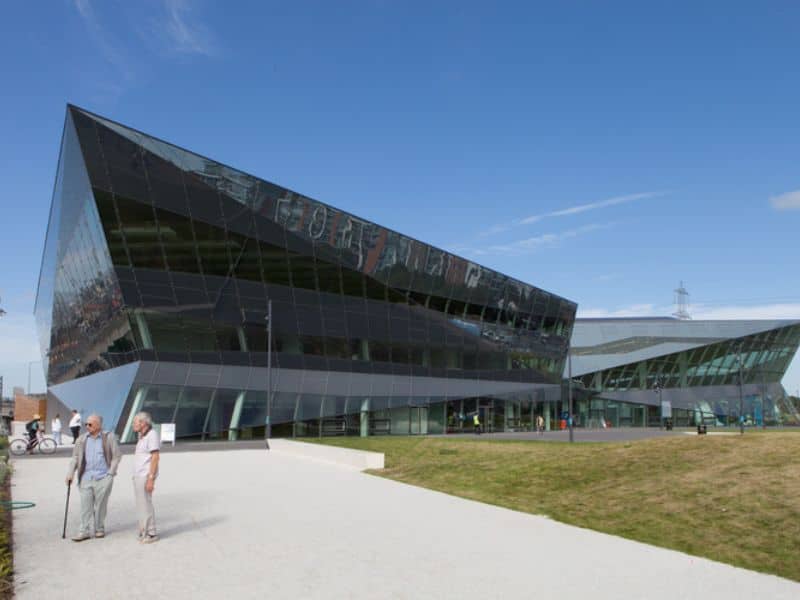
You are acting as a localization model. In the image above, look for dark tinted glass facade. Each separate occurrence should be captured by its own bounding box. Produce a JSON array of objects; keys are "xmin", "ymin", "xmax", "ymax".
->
[
  {"xmin": 34, "ymin": 111, "xmax": 135, "ymax": 386},
  {"xmin": 36, "ymin": 105, "xmax": 576, "ymax": 439},
  {"xmin": 567, "ymin": 319, "xmax": 800, "ymax": 427},
  {"xmin": 574, "ymin": 326, "xmax": 800, "ymax": 392}
]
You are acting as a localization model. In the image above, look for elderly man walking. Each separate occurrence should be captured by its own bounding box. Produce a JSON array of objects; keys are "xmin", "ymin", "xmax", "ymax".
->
[
  {"xmin": 132, "ymin": 412, "xmax": 160, "ymax": 543},
  {"xmin": 65, "ymin": 414, "xmax": 121, "ymax": 541}
]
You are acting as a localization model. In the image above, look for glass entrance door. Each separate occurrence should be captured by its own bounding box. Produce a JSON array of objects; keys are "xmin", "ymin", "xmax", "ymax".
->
[
  {"xmin": 478, "ymin": 402, "xmax": 494, "ymax": 433},
  {"xmin": 606, "ymin": 403, "xmax": 619, "ymax": 428},
  {"xmin": 409, "ymin": 406, "xmax": 428, "ymax": 435},
  {"xmin": 446, "ymin": 401, "xmax": 465, "ymax": 433}
]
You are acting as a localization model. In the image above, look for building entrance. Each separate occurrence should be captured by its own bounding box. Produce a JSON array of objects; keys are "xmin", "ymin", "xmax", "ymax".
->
[
  {"xmin": 478, "ymin": 401, "xmax": 494, "ymax": 433},
  {"xmin": 409, "ymin": 406, "xmax": 428, "ymax": 435}
]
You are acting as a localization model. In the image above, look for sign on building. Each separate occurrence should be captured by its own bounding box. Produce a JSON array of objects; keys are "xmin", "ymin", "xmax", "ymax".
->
[
  {"xmin": 660, "ymin": 400, "xmax": 672, "ymax": 418},
  {"xmin": 160, "ymin": 423, "xmax": 176, "ymax": 446}
]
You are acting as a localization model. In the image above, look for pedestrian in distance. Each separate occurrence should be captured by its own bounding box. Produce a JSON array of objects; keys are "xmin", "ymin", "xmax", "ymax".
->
[
  {"xmin": 132, "ymin": 412, "xmax": 160, "ymax": 544},
  {"xmin": 65, "ymin": 414, "xmax": 121, "ymax": 541},
  {"xmin": 536, "ymin": 414, "xmax": 544, "ymax": 435},
  {"xmin": 69, "ymin": 409, "xmax": 81, "ymax": 443},
  {"xmin": 473, "ymin": 412, "xmax": 481, "ymax": 435},
  {"xmin": 51, "ymin": 413, "xmax": 62, "ymax": 446},
  {"xmin": 25, "ymin": 414, "xmax": 42, "ymax": 454}
]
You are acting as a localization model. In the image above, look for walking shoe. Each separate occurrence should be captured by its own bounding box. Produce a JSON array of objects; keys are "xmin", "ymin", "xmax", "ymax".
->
[
  {"xmin": 71, "ymin": 533, "xmax": 91, "ymax": 542},
  {"xmin": 95, "ymin": 531, "xmax": 105, "ymax": 538},
  {"xmin": 141, "ymin": 534, "xmax": 159, "ymax": 544}
]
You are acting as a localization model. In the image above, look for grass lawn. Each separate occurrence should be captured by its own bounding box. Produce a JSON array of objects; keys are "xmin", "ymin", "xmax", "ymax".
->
[{"xmin": 313, "ymin": 432, "xmax": 800, "ymax": 581}]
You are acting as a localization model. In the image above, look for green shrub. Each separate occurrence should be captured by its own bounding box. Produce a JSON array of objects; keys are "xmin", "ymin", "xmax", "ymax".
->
[{"xmin": 0, "ymin": 441, "xmax": 11, "ymax": 597}]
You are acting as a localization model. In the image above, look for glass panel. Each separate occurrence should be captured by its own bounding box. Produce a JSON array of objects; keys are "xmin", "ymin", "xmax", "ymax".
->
[
  {"xmin": 147, "ymin": 313, "xmax": 188, "ymax": 353},
  {"xmin": 93, "ymin": 189, "xmax": 129, "ymax": 267},
  {"xmin": 205, "ymin": 388, "xmax": 239, "ymax": 439},
  {"xmin": 288, "ymin": 251, "xmax": 318, "ymax": 291},
  {"xmin": 296, "ymin": 394, "xmax": 323, "ymax": 421},
  {"xmin": 239, "ymin": 391, "xmax": 267, "ymax": 430},
  {"xmin": 35, "ymin": 110, "xmax": 135, "ymax": 386},
  {"xmin": 113, "ymin": 194, "xmax": 166, "ymax": 270},
  {"xmin": 321, "ymin": 396, "xmax": 346, "ymax": 418},
  {"xmin": 192, "ymin": 219, "xmax": 233, "ymax": 278},
  {"xmin": 141, "ymin": 386, "xmax": 180, "ymax": 425},
  {"xmin": 174, "ymin": 387, "xmax": 214, "ymax": 439},
  {"xmin": 315, "ymin": 251, "xmax": 343, "ymax": 295},
  {"xmin": 152, "ymin": 204, "xmax": 203, "ymax": 274},
  {"xmin": 271, "ymin": 392, "xmax": 297, "ymax": 424},
  {"xmin": 182, "ymin": 317, "xmax": 220, "ymax": 352},
  {"xmin": 230, "ymin": 235, "xmax": 264, "ymax": 284},
  {"xmin": 38, "ymin": 107, "xmax": 581, "ymax": 424},
  {"xmin": 256, "ymin": 225, "xmax": 291, "ymax": 286},
  {"xmin": 389, "ymin": 406, "xmax": 409, "ymax": 434}
]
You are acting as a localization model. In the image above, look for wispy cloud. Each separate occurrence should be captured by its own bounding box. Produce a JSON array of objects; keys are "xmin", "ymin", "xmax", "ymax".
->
[
  {"xmin": 72, "ymin": 0, "xmax": 134, "ymax": 78},
  {"xmin": 479, "ymin": 191, "xmax": 665, "ymax": 237},
  {"xmin": 73, "ymin": 0, "xmax": 91, "ymax": 20},
  {"xmin": 577, "ymin": 302, "xmax": 800, "ymax": 321},
  {"xmin": 770, "ymin": 189, "xmax": 800, "ymax": 211},
  {"xmin": 577, "ymin": 303, "xmax": 668, "ymax": 319},
  {"xmin": 151, "ymin": 0, "xmax": 217, "ymax": 56},
  {"xmin": 479, "ymin": 223, "xmax": 512, "ymax": 237},
  {"xmin": 71, "ymin": 1, "xmax": 218, "ymax": 102},
  {"xmin": 522, "ymin": 192, "xmax": 663, "ymax": 223},
  {"xmin": 460, "ymin": 222, "xmax": 614, "ymax": 257},
  {"xmin": 692, "ymin": 303, "xmax": 800, "ymax": 320},
  {"xmin": 591, "ymin": 274, "xmax": 618, "ymax": 283},
  {"xmin": 72, "ymin": 0, "xmax": 138, "ymax": 102}
]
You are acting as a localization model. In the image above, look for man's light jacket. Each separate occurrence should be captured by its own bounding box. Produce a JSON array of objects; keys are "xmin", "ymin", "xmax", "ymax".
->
[{"xmin": 66, "ymin": 432, "xmax": 122, "ymax": 483}]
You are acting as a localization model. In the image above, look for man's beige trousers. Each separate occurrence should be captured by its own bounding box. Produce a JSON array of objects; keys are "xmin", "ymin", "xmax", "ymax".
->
[
  {"xmin": 133, "ymin": 476, "xmax": 157, "ymax": 536},
  {"xmin": 78, "ymin": 475, "xmax": 114, "ymax": 535}
]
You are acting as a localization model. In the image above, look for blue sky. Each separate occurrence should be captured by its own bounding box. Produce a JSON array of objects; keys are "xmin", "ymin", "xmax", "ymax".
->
[{"xmin": 1, "ymin": 1, "xmax": 799, "ymax": 395}]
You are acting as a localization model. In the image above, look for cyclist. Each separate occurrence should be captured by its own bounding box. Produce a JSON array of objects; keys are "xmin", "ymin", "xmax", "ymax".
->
[{"xmin": 25, "ymin": 414, "xmax": 42, "ymax": 454}]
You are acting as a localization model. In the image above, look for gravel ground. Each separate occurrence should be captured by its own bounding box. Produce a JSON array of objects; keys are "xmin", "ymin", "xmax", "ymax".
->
[{"xmin": 11, "ymin": 449, "xmax": 800, "ymax": 600}]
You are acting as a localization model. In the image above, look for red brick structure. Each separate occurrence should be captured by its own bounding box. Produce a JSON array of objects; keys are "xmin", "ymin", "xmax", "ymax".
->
[{"xmin": 13, "ymin": 387, "xmax": 47, "ymax": 422}]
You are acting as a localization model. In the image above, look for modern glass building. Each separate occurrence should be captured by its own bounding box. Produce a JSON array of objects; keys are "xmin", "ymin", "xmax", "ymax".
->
[
  {"xmin": 567, "ymin": 318, "xmax": 800, "ymax": 427},
  {"xmin": 35, "ymin": 105, "xmax": 577, "ymax": 441}
]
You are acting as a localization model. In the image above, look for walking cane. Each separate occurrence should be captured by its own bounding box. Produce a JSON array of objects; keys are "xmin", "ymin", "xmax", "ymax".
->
[{"xmin": 62, "ymin": 481, "xmax": 71, "ymax": 539}]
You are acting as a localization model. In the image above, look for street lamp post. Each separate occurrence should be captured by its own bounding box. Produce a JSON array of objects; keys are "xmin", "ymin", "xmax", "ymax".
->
[
  {"xmin": 27, "ymin": 360, "xmax": 41, "ymax": 395},
  {"xmin": 760, "ymin": 362, "xmax": 767, "ymax": 429},
  {"xmin": 265, "ymin": 300, "xmax": 272, "ymax": 450},
  {"xmin": 653, "ymin": 373, "xmax": 668, "ymax": 429},
  {"xmin": 737, "ymin": 352, "xmax": 744, "ymax": 435},
  {"xmin": 567, "ymin": 349, "xmax": 574, "ymax": 443}
]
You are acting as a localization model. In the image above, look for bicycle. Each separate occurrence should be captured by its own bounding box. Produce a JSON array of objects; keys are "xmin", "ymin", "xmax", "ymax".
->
[{"xmin": 9, "ymin": 435, "xmax": 57, "ymax": 456}]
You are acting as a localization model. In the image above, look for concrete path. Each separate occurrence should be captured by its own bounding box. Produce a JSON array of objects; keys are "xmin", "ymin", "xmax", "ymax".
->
[
  {"xmin": 438, "ymin": 428, "xmax": 684, "ymax": 442},
  {"xmin": 11, "ymin": 450, "xmax": 799, "ymax": 600}
]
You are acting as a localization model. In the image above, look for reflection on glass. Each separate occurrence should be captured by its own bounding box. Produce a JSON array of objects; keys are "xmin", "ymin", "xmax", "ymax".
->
[{"xmin": 38, "ymin": 106, "xmax": 589, "ymax": 443}]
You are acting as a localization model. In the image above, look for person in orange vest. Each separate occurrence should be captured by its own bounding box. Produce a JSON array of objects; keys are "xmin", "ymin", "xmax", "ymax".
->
[{"xmin": 473, "ymin": 413, "xmax": 481, "ymax": 435}]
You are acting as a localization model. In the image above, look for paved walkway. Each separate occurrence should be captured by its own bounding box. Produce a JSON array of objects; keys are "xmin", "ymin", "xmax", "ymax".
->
[
  {"xmin": 438, "ymin": 427, "xmax": 684, "ymax": 442},
  {"xmin": 13, "ymin": 438, "xmax": 271, "ymax": 459},
  {"xmin": 11, "ymin": 449, "xmax": 799, "ymax": 599}
]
